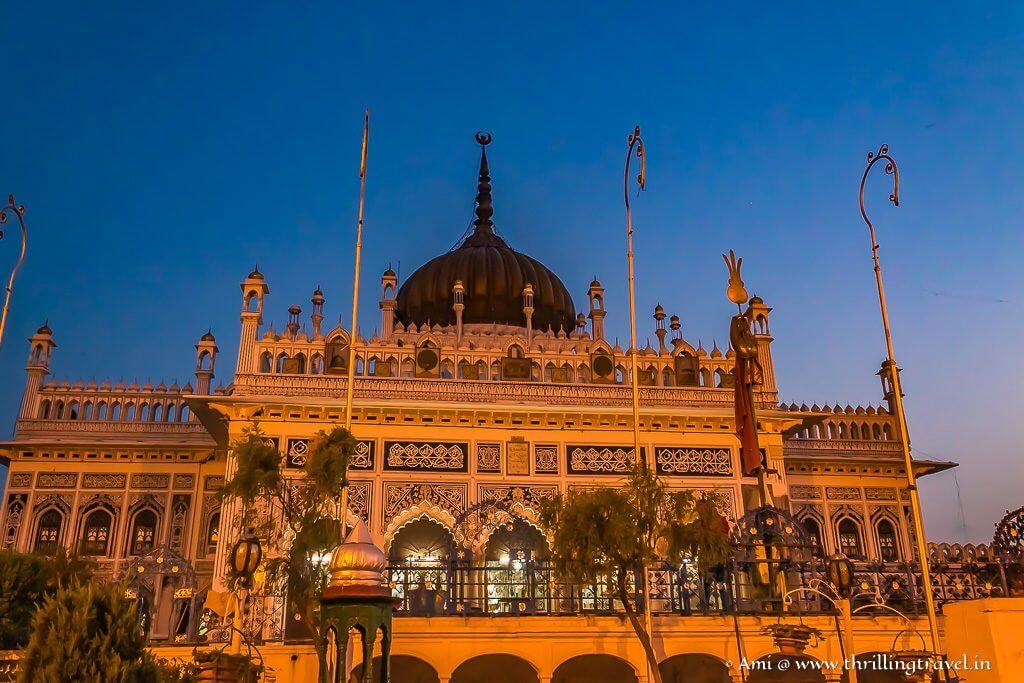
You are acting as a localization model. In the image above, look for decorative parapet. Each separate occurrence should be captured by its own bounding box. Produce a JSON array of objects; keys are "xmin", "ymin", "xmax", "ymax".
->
[{"xmin": 232, "ymin": 373, "xmax": 779, "ymax": 409}]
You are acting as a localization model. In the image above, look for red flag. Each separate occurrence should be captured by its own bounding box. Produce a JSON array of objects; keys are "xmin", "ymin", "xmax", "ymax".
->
[{"xmin": 734, "ymin": 355, "xmax": 762, "ymax": 475}]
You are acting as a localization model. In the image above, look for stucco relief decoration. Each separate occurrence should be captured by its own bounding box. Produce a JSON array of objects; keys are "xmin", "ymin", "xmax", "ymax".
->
[
  {"xmin": 350, "ymin": 440, "xmax": 375, "ymax": 470},
  {"xmin": 3, "ymin": 494, "xmax": 27, "ymax": 549},
  {"xmin": 9, "ymin": 473, "xmax": 33, "ymax": 488},
  {"xmin": 567, "ymin": 445, "xmax": 637, "ymax": 474},
  {"xmin": 346, "ymin": 481, "xmax": 371, "ymax": 522},
  {"xmin": 476, "ymin": 443, "xmax": 502, "ymax": 473},
  {"xmin": 687, "ymin": 489, "xmax": 734, "ymax": 518},
  {"xmin": 826, "ymin": 486, "xmax": 862, "ymax": 501},
  {"xmin": 173, "ymin": 474, "xmax": 195, "ymax": 490},
  {"xmin": 383, "ymin": 482, "xmax": 466, "ymax": 521},
  {"xmin": 286, "ymin": 438, "xmax": 310, "ymax": 468},
  {"xmin": 480, "ymin": 485, "xmax": 557, "ymax": 511},
  {"xmin": 204, "ymin": 475, "xmax": 224, "ymax": 491},
  {"xmin": 790, "ymin": 485, "xmax": 823, "ymax": 501},
  {"xmin": 655, "ymin": 447, "xmax": 732, "ymax": 476},
  {"xmin": 81, "ymin": 493, "xmax": 122, "ymax": 513},
  {"xmin": 37, "ymin": 472, "xmax": 78, "ymax": 488},
  {"xmin": 865, "ymin": 487, "xmax": 897, "ymax": 501},
  {"xmin": 384, "ymin": 441, "xmax": 467, "ymax": 472},
  {"xmin": 131, "ymin": 473, "xmax": 170, "ymax": 490},
  {"xmin": 83, "ymin": 473, "xmax": 127, "ymax": 489},
  {"xmin": 32, "ymin": 494, "xmax": 72, "ymax": 514},
  {"xmin": 533, "ymin": 445, "xmax": 559, "ymax": 474}
]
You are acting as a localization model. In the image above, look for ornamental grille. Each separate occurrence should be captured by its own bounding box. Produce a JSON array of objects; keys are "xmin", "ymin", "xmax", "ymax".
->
[
  {"xmin": 655, "ymin": 447, "xmax": 732, "ymax": 476},
  {"xmin": 384, "ymin": 442, "xmax": 468, "ymax": 472}
]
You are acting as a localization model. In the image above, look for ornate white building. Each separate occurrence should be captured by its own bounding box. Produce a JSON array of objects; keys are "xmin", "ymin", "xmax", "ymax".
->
[{"xmin": 3, "ymin": 135, "xmax": 1005, "ymax": 683}]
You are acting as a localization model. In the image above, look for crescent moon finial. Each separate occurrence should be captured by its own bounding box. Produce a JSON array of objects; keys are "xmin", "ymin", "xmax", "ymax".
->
[{"xmin": 475, "ymin": 131, "xmax": 492, "ymax": 146}]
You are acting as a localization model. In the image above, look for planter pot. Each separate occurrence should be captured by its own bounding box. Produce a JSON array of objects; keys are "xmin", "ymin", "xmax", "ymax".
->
[
  {"xmin": 194, "ymin": 649, "xmax": 262, "ymax": 683},
  {"xmin": 761, "ymin": 624, "xmax": 823, "ymax": 657}
]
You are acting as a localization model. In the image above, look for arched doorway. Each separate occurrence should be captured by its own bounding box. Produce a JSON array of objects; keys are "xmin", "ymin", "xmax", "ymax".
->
[
  {"xmin": 349, "ymin": 655, "xmax": 439, "ymax": 683},
  {"xmin": 659, "ymin": 654, "xmax": 731, "ymax": 683},
  {"xmin": 481, "ymin": 518, "xmax": 549, "ymax": 614},
  {"xmin": 451, "ymin": 654, "xmax": 538, "ymax": 683},
  {"xmin": 747, "ymin": 654, "xmax": 826, "ymax": 682},
  {"xmin": 553, "ymin": 654, "xmax": 637, "ymax": 683},
  {"xmin": 388, "ymin": 517, "xmax": 452, "ymax": 615}
]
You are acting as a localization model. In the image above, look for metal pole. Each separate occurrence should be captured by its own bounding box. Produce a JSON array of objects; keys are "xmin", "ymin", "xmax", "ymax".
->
[
  {"xmin": 858, "ymin": 144, "xmax": 942, "ymax": 652},
  {"xmin": 842, "ymin": 598, "xmax": 858, "ymax": 683},
  {"xmin": 340, "ymin": 110, "xmax": 370, "ymax": 537},
  {"xmin": 624, "ymin": 125, "xmax": 656, "ymax": 682},
  {"xmin": 0, "ymin": 195, "xmax": 28, "ymax": 349}
]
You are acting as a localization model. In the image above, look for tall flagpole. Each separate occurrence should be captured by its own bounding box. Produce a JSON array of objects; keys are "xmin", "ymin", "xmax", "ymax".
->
[
  {"xmin": 624, "ymin": 125, "xmax": 657, "ymax": 683},
  {"xmin": 858, "ymin": 144, "xmax": 941, "ymax": 652},
  {"xmin": 340, "ymin": 109, "xmax": 370, "ymax": 537}
]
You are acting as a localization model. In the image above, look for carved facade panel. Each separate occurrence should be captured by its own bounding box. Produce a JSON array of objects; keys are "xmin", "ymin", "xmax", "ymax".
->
[
  {"xmin": 826, "ymin": 486, "xmax": 862, "ymax": 501},
  {"xmin": 476, "ymin": 443, "xmax": 502, "ymax": 473},
  {"xmin": 204, "ymin": 475, "xmax": 224, "ymax": 491},
  {"xmin": 383, "ymin": 442, "xmax": 467, "ymax": 472},
  {"xmin": 3, "ymin": 494, "xmax": 27, "ymax": 549},
  {"xmin": 173, "ymin": 474, "xmax": 195, "ymax": 490},
  {"xmin": 655, "ymin": 447, "xmax": 732, "ymax": 476},
  {"xmin": 131, "ymin": 473, "xmax": 170, "ymax": 490},
  {"xmin": 83, "ymin": 473, "xmax": 127, "ymax": 489},
  {"xmin": 865, "ymin": 487, "xmax": 897, "ymax": 501},
  {"xmin": 37, "ymin": 472, "xmax": 78, "ymax": 488},
  {"xmin": 479, "ymin": 485, "xmax": 557, "ymax": 510},
  {"xmin": 350, "ymin": 440, "xmax": 375, "ymax": 470},
  {"xmin": 506, "ymin": 441, "xmax": 530, "ymax": 475},
  {"xmin": 533, "ymin": 445, "xmax": 559, "ymax": 474},
  {"xmin": 286, "ymin": 438, "xmax": 310, "ymax": 468},
  {"xmin": 347, "ymin": 481, "xmax": 371, "ymax": 522},
  {"xmin": 383, "ymin": 482, "xmax": 467, "ymax": 520},
  {"xmin": 8, "ymin": 473, "xmax": 33, "ymax": 488},
  {"xmin": 567, "ymin": 445, "xmax": 641, "ymax": 474},
  {"xmin": 790, "ymin": 485, "xmax": 823, "ymax": 501}
]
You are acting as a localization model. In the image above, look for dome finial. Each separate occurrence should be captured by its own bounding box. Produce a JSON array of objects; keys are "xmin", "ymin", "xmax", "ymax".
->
[{"xmin": 473, "ymin": 132, "xmax": 495, "ymax": 235}]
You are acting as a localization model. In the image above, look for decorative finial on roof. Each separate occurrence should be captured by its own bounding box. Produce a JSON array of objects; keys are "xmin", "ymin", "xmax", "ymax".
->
[{"xmin": 473, "ymin": 132, "xmax": 494, "ymax": 235}]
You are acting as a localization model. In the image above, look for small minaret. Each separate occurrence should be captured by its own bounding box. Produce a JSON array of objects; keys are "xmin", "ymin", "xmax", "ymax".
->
[
  {"xmin": 452, "ymin": 279, "xmax": 465, "ymax": 346},
  {"xmin": 19, "ymin": 323, "xmax": 56, "ymax": 419},
  {"xmin": 194, "ymin": 330, "xmax": 219, "ymax": 396},
  {"xmin": 287, "ymin": 304, "xmax": 302, "ymax": 339},
  {"xmin": 588, "ymin": 278, "xmax": 606, "ymax": 341},
  {"xmin": 522, "ymin": 283, "xmax": 535, "ymax": 348},
  {"xmin": 379, "ymin": 268, "xmax": 398, "ymax": 342},
  {"xmin": 653, "ymin": 304, "xmax": 667, "ymax": 355},
  {"xmin": 745, "ymin": 295, "xmax": 777, "ymax": 393},
  {"xmin": 669, "ymin": 314, "xmax": 683, "ymax": 350},
  {"xmin": 237, "ymin": 266, "xmax": 269, "ymax": 375},
  {"xmin": 311, "ymin": 288, "xmax": 325, "ymax": 340},
  {"xmin": 877, "ymin": 359, "xmax": 903, "ymax": 415}
]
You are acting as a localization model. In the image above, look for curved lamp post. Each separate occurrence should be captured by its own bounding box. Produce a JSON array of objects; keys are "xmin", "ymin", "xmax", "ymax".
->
[
  {"xmin": 228, "ymin": 530, "xmax": 263, "ymax": 654},
  {"xmin": 858, "ymin": 146, "xmax": 941, "ymax": 652},
  {"xmin": 0, "ymin": 195, "xmax": 28, "ymax": 349},
  {"xmin": 623, "ymin": 125, "xmax": 656, "ymax": 683}
]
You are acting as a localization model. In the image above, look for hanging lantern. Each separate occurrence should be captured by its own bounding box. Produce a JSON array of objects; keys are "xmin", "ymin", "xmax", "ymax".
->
[
  {"xmin": 230, "ymin": 530, "xmax": 263, "ymax": 588},
  {"xmin": 827, "ymin": 553, "xmax": 855, "ymax": 599}
]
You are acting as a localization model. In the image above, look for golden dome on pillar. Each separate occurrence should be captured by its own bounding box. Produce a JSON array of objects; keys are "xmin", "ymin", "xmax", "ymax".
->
[{"xmin": 327, "ymin": 518, "xmax": 387, "ymax": 588}]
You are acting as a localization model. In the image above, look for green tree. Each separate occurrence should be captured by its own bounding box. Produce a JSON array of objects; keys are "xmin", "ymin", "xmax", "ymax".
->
[
  {"xmin": 221, "ymin": 422, "xmax": 357, "ymax": 653},
  {"xmin": 538, "ymin": 463, "xmax": 732, "ymax": 683},
  {"xmin": 0, "ymin": 551, "xmax": 52, "ymax": 650},
  {"xmin": 18, "ymin": 581, "xmax": 161, "ymax": 683}
]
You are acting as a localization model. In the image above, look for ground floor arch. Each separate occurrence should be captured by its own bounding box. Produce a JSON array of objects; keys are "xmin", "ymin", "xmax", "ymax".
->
[
  {"xmin": 659, "ymin": 653, "xmax": 731, "ymax": 683},
  {"xmin": 349, "ymin": 655, "xmax": 439, "ymax": 683},
  {"xmin": 553, "ymin": 654, "xmax": 638, "ymax": 683},
  {"xmin": 450, "ymin": 654, "xmax": 539, "ymax": 683}
]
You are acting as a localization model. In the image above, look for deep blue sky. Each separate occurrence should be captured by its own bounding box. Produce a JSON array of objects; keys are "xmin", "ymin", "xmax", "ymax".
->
[{"xmin": 2, "ymin": 3, "xmax": 1021, "ymax": 542}]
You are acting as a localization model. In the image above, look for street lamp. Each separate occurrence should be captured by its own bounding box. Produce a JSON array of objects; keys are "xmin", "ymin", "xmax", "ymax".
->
[
  {"xmin": 0, "ymin": 194, "xmax": 28, "ymax": 350},
  {"xmin": 858, "ymin": 145, "xmax": 942, "ymax": 652},
  {"xmin": 228, "ymin": 530, "xmax": 262, "ymax": 653}
]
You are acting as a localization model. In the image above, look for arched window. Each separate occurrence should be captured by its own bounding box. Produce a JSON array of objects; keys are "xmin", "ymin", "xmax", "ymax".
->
[
  {"xmin": 245, "ymin": 293, "xmax": 259, "ymax": 313},
  {"xmin": 151, "ymin": 403, "xmax": 162, "ymax": 422},
  {"xmin": 275, "ymin": 353, "xmax": 288, "ymax": 373},
  {"xmin": 876, "ymin": 519, "xmax": 899, "ymax": 562},
  {"xmin": 97, "ymin": 401, "xmax": 108, "ymax": 420},
  {"xmin": 179, "ymin": 405, "xmax": 190, "ymax": 422},
  {"xmin": 294, "ymin": 353, "xmax": 307, "ymax": 374},
  {"xmin": 34, "ymin": 509, "xmax": 63, "ymax": 555},
  {"xmin": 205, "ymin": 512, "xmax": 221, "ymax": 556},
  {"xmin": 310, "ymin": 354, "xmax": 324, "ymax": 375},
  {"xmin": 198, "ymin": 351, "xmax": 212, "ymax": 370},
  {"xmin": 803, "ymin": 518, "xmax": 824, "ymax": 558},
  {"xmin": 662, "ymin": 367, "xmax": 674, "ymax": 386},
  {"xmin": 38, "ymin": 399, "xmax": 51, "ymax": 419},
  {"xmin": 83, "ymin": 402, "xmax": 94, "ymax": 419},
  {"xmin": 259, "ymin": 352, "xmax": 273, "ymax": 373},
  {"xmin": 837, "ymin": 518, "xmax": 863, "ymax": 559},
  {"xmin": 883, "ymin": 424, "xmax": 893, "ymax": 440},
  {"xmin": 125, "ymin": 403, "xmax": 136, "ymax": 421},
  {"xmin": 111, "ymin": 403, "xmax": 121, "ymax": 420},
  {"xmin": 129, "ymin": 510, "xmax": 158, "ymax": 556},
  {"xmin": 54, "ymin": 401, "xmax": 65, "ymax": 419},
  {"xmin": 872, "ymin": 424, "xmax": 881, "ymax": 440},
  {"xmin": 507, "ymin": 344, "xmax": 524, "ymax": 359},
  {"xmin": 68, "ymin": 401, "xmax": 80, "ymax": 420},
  {"xmin": 139, "ymin": 404, "xmax": 149, "ymax": 421},
  {"xmin": 165, "ymin": 403, "xmax": 176, "ymax": 422},
  {"xmin": 81, "ymin": 509, "xmax": 113, "ymax": 556}
]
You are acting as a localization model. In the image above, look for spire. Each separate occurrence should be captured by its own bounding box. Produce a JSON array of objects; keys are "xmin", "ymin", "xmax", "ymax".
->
[{"xmin": 472, "ymin": 132, "xmax": 494, "ymax": 235}]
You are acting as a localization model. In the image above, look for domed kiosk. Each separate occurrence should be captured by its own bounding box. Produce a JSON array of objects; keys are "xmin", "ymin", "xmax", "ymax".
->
[{"xmin": 395, "ymin": 133, "xmax": 576, "ymax": 333}]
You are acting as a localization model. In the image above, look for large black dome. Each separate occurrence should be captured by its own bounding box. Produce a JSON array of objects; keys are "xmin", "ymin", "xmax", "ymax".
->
[{"xmin": 395, "ymin": 136, "xmax": 576, "ymax": 332}]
